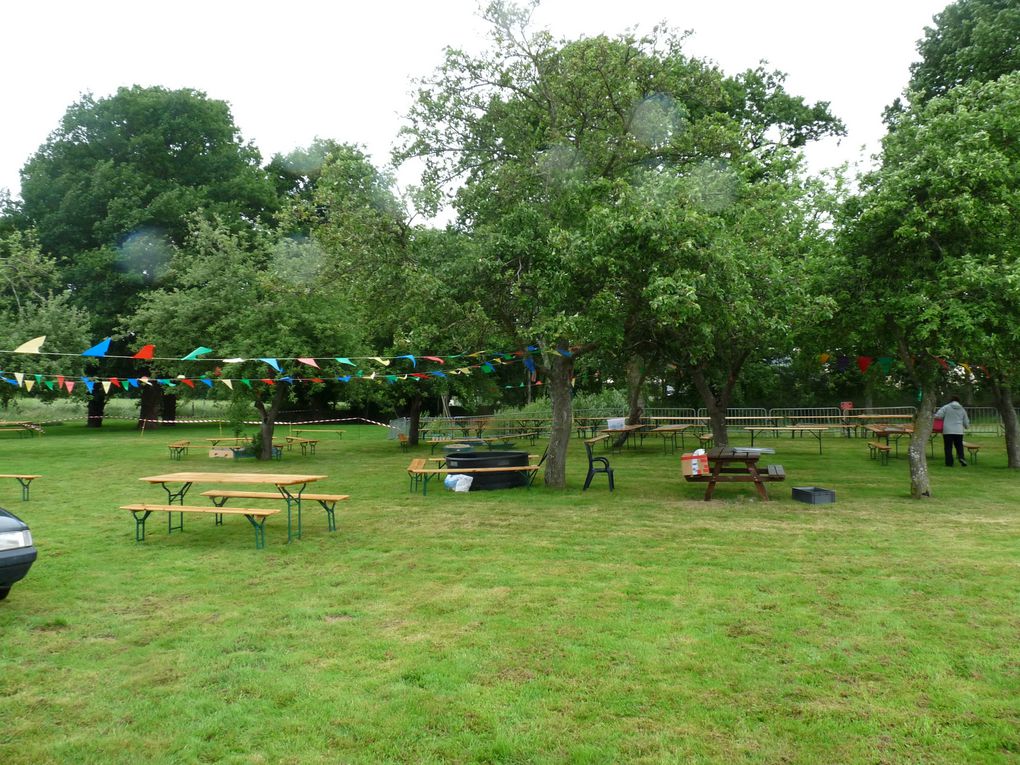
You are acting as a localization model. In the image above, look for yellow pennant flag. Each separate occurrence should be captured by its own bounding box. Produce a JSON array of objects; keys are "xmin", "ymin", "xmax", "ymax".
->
[
  {"xmin": 102, "ymin": 381, "xmax": 112, "ymax": 394},
  {"xmin": 221, "ymin": 379, "xmax": 234, "ymax": 390},
  {"xmin": 819, "ymin": 353, "xmax": 831, "ymax": 364},
  {"xmin": 13, "ymin": 336, "xmax": 45, "ymax": 354},
  {"xmin": 371, "ymin": 357, "xmax": 391, "ymax": 366},
  {"xmin": 24, "ymin": 379, "xmax": 35, "ymax": 392}
]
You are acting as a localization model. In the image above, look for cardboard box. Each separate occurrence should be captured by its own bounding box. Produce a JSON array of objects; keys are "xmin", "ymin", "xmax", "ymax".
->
[{"xmin": 681, "ymin": 453, "xmax": 709, "ymax": 477}]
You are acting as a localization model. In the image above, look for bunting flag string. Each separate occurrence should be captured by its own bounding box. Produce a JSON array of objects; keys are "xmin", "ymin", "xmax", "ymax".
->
[
  {"xmin": 1, "ymin": 338, "xmax": 569, "ymax": 369},
  {"xmin": 816, "ymin": 353, "xmax": 988, "ymax": 377}
]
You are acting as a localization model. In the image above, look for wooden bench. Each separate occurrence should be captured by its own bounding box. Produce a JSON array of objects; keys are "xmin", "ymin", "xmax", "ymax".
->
[
  {"xmin": 867, "ymin": 441, "xmax": 891, "ymax": 464},
  {"xmin": 584, "ymin": 434, "xmax": 611, "ymax": 450},
  {"xmin": 285, "ymin": 436, "xmax": 319, "ymax": 456},
  {"xmin": 407, "ymin": 458, "xmax": 427, "ymax": 491},
  {"xmin": 963, "ymin": 441, "xmax": 981, "ymax": 463},
  {"xmin": 0, "ymin": 474, "xmax": 41, "ymax": 501},
  {"xmin": 406, "ymin": 463, "xmax": 541, "ymax": 495},
  {"xmin": 200, "ymin": 490, "xmax": 349, "ymax": 533},
  {"xmin": 697, "ymin": 432, "xmax": 714, "ymax": 449},
  {"xmin": 293, "ymin": 428, "xmax": 344, "ymax": 440},
  {"xmin": 398, "ymin": 433, "xmax": 409, "ymax": 450},
  {"xmin": 0, "ymin": 426, "xmax": 35, "ymax": 438},
  {"xmin": 167, "ymin": 440, "xmax": 190, "ymax": 460},
  {"xmin": 120, "ymin": 503, "xmax": 280, "ymax": 549}
]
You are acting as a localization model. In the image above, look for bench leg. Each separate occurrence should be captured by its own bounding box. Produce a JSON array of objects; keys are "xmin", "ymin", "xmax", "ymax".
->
[
  {"xmin": 316, "ymin": 500, "xmax": 337, "ymax": 532},
  {"xmin": 131, "ymin": 510, "xmax": 152, "ymax": 542},
  {"xmin": 16, "ymin": 477, "xmax": 32, "ymax": 501},
  {"xmin": 167, "ymin": 511, "xmax": 184, "ymax": 534},
  {"xmin": 243, "ymin": 514, "xmax": 269, "ymax": 549}
]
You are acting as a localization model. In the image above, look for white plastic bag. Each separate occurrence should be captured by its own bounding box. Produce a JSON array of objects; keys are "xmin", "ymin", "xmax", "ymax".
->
[
  {"xmin": 454, "ymin": 475, "xmax": 474, "ymax": 493},
  {"xmin": 444, "ymin": 474, "xmax": 460, "ymax": 490}
]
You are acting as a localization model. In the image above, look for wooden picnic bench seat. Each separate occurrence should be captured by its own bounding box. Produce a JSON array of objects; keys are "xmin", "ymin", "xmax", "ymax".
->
[
  {"xmin": 285, "ymin": 436, "xmax": 319, "ymax": 456},
  {"xmin": 120, "ymin": 503, "xmax": 280, "ymax": 549},
  {"xmin": 167, "ymin": 440, "xmax": 190, "ymax": 460},
  {"xmin": 962, "ymin": 441, "xmax": 982, "ymax": 463},
  {"xmin": 697, "ymin": 432, "xmax": 714, "ymax": 448},
  {"xmin": 407, "ymin": 458, "xmax": 427, "ymax": 491},
  {"xmin": 867, "ymin": 441, "xmax": 891, "ymax": 464},
  {"xmin": 0, "ymin": 474, "xmax": 41, "ymax": 501},
  {"xmin": 199, "ymin": 490, "xmax": 348, "ymax": 532},
  {"xmin": 584, "ymin": 434, "xmax": 611, "ymax": 450},
  {"xmin": 406, "ymin": 462, "xmax": 541, "ymax": 495}
]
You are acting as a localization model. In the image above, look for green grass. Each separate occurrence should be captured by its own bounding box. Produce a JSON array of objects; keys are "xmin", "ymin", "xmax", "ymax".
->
[{"xmin": 1, "ymin": 423, "xmax": 1018, "ymax": 764}]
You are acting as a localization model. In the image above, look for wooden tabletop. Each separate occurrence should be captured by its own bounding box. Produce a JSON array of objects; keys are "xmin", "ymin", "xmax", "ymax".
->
[{"xmin": 140, "ymin": 472, "xmax": 327, "ymax": 486}]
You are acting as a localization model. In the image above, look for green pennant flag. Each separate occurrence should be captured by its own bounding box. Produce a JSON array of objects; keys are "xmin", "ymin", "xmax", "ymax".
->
[{"xmin": 241, "ymin": 378, "xmax": 252, "ymax": 388}]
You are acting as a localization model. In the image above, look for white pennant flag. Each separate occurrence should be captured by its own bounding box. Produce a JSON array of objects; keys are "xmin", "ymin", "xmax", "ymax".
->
[
  {"xmin": 14, "ymin": 372, "xmax": 24, "ymax": 387},
  {"xmin": 221, "ymin": 379, "xmax": 234, "ymax": 390}
]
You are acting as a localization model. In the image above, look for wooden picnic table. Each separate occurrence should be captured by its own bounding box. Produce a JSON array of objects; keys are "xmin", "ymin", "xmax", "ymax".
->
[
  {"xmin": 292, "ymin": 428, "xmax": 344, "ymax": 439},
  {"xmin": 138, "ymin": 471, "xmax": 328, "ymax": 543},
  {"xmin": 600, "ymin": 423, "xmax": 650, "ymax": 449},
  {"xmin": 684, "ymin": 447, "xmax": 785, "ymax": 501},
  {"xmin": 647, "ymin": 424, "xmax": 693, "ymax": 453},
  {"xmin": 863, "ymin": 424, "xmax": 914, "ymax": 455},
  {"xmin": 743, "ymin": 425, "xmax": 830, "ymax": 454},
  {"xmin": 205, "ymin": 436, "xmax": 252, "ymax": 447}
]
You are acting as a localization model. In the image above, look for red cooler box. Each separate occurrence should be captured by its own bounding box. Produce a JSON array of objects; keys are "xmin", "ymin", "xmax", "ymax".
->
[{"xmin": 681, "ymin": 453, "xmax": 709, "ymax": 477}]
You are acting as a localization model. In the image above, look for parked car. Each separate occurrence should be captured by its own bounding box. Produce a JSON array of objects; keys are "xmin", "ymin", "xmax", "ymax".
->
[{"xmin": 0, "ymin": 507, "xmax": 37, "ymax": 600}]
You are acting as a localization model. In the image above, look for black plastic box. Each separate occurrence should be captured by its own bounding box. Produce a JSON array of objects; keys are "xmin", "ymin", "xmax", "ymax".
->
[{"xmin": 792, "ymin": 486, "xmax": 835, "ymax": 504}]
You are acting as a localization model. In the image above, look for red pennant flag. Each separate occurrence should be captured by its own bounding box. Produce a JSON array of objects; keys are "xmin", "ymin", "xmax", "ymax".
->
[
  {"xmin": 110, "ymin": 377, "xmax": 122, "ymax": 388},
  {"xmin": 57, "ymin": 375, "xmax": 65, "ymax": 389},
  {"xmin": 261, "ymin": 379, "xmax": 275, "ymax": 385},
  {"xmin": 181, "ymin": 379, "xmax": 195, "ymax": 388},
  {"xmin": 310, "ymin": 377, "xmax": 324, "ymax": 383},
  {"xmin": 422, "ymin": 356, "xmax": 445, "ymax": 364},
  {"xmin": 65, "ymin": 380, "xmax": 75, "ymax": 393},
  {"xmin": 133, "ymin": 344, "xmax": 155, "ymax": 360},
  {"xmin": 936, "ymin": 357, "xmax": 949, "ymax": 370},
  {"xmin": 856, "ymin": 356, "xmax": 873, "ymax": 374}
]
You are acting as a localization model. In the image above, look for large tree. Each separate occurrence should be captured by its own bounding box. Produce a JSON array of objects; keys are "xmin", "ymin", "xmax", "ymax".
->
[
  {"xmin": 841, "ymin": 73, "xmax": 1020, "ymax": 493},
  {"xmin": 126, "ymin": 216, "xmax": 363, "ymax": 459},
  {"xmin": 908, "ymin": 0, "xmax": 1020, "ymax": 105},
  {"xmin": 397, "ymin": 2, "xmax": 842, "ymax": 481}
]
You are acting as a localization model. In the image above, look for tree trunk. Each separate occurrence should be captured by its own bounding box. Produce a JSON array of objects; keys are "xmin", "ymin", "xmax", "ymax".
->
[
  {"xmin": 616, "ymin": 354, "xmax": 646, "ymax": 449},
  {"xmin": 254, "ymin": 384, "xmax": 288, "ymax": 460},
  {"xmin": 989, "ymin": 379, "xmax": 1020, "ymax": 468},
  {"xmin": 137, "ymin": 384, "xmax": 161, "ymax": 430},
  {"xmin": 689, "ymin": 364, "xmax": 741, "ymax": 449},
  {"xmin": 407, "ymin": 393, "xmax": 424, "ymax": 447},
  {"xmin": 161, "ymin": 394, "xmax": 178, "ymax": 427},
  {"xmin": 544, "ymin": 354, "xmax": 574, "ymax": 488},
  {"xmin": 86, "ymin": 386, "xmax": 106, "ymax": 428},
  {"xmin": 907, "ymin": 386, "xmax": 937, "ymax": 498}
]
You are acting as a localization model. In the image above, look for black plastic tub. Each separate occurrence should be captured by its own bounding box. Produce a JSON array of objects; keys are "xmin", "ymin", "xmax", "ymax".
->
[{"xmin": 445, "ymin": 450, "xmax": 530, "ymax": 490}]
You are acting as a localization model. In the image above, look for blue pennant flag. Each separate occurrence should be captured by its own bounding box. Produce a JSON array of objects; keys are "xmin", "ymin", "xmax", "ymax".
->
[
  {"xmin": 396, "ymin": 355, "xmax": 416, "ymax": 367},
  {"xmin": 82, "ymin": 377, "xmax": 95, "ymax": 393},
  {"xmin": 259, "ymin": 358, "xmax": 282, "ymax": 372},
  {"xmin": 200, "ymin": 379, "xmax": 214, "ymax": 388},
  {"xmin": 82, "ymin": 338, "xmax": 111, "ymax": 357}
]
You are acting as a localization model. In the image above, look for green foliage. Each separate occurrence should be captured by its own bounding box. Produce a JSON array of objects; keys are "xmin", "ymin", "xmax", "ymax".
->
[
  {"xmin": 909, "ymin": 0, "xmax": 1020, "ymax": 105},
  {"xmin": 20, "ymin": 86, "xmax": 279, "ymax": 259}
]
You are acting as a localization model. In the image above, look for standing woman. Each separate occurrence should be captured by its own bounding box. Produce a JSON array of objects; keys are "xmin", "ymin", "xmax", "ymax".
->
[{"xmin": 934, "ymin": 396, "xmax": 971, "ymax": 467}]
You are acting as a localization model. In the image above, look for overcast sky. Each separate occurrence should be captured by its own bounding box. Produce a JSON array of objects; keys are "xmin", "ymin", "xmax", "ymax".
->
[{"xmin": 1, "ymin": 0, "xmax": 950, "ymax": 201}]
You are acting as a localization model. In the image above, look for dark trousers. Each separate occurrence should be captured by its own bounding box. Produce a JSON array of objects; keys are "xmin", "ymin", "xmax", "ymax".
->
[{"xmin": 943, "ymin": 433, "xmax": 965, "ymax": 466}]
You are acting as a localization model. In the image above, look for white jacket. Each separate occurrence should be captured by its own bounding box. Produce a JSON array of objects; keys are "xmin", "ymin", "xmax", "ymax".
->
[{"xmin": 934, "ymin": 401, "xmax": 970, "ymax": 435}]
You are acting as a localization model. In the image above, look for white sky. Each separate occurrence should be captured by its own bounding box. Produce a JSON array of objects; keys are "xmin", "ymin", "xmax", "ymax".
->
[{"xmin": 1, "ymin": 0, "xmax": 950, "ymax": 202}]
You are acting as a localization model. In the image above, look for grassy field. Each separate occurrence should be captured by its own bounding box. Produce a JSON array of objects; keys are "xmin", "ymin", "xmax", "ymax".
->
[{"xmin": 0, "ymin": 421, "xmax": 1017, "ymax": 764}]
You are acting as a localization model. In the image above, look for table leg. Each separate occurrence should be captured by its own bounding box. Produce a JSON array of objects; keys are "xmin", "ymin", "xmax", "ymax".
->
[
  {"xmin": 704, "ymin": 462, "xmax": 724, "ymax": 501},
  {"xmin": 747, "ymin": 464, "xmax": 770, "ymax": 501}
]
